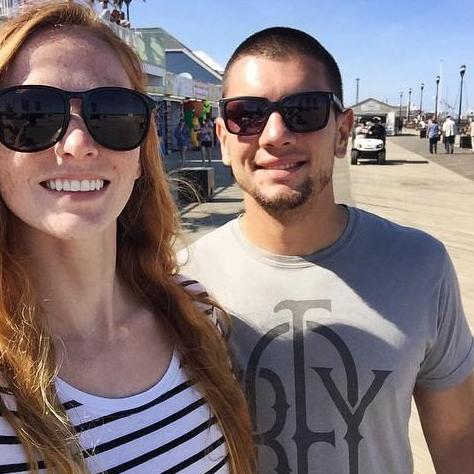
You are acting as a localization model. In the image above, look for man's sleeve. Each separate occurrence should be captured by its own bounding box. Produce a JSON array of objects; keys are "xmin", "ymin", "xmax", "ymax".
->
[{"xmin": 416, "ymin": 253, "xmax": 474, "ymax": 391}]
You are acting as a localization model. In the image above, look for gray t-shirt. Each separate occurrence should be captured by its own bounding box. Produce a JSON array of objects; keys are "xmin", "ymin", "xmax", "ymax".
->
[{"xmin": 180, "ymin": 207, "xmax": 474, "ymax": 474}]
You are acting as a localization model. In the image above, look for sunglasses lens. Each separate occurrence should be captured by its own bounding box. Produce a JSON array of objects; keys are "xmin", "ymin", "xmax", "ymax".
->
[
  {"xmin": 222, "ymin": 93, "xmax": 334, "ymax": 136},
  {"xmin": 0, "ymin": 88, "xmax": 66, "ymax": 152},
  {"xmin": 282, "ymin": 93, "xmax": 330, "ymax": 132},
  {"xmin": 85, "ymin": 89, "xmax": 149, "ymax": 150},
  {"xmin": 224, "ymin": 98, "xmax": 269, "ymax": 135}
]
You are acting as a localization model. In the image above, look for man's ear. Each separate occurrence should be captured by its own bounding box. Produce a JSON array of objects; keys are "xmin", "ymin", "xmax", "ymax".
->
[
  {"xmin": 216, "ymin": 117, "xmax": 232, "ymax": 166},
  {"xmin": 335, "ymin": 108, "xmax": 354, "ymax": 158}
]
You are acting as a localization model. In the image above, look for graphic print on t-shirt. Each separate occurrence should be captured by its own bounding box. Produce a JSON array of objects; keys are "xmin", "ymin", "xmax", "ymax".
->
[{"xmin": 241, "ymin": 299, "xmax": 392, "ymax": 474}]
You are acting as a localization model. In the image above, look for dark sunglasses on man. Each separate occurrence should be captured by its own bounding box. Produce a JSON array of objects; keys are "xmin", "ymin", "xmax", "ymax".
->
[
  {"xmin": 0, "ymin": 85, "xmax": 156, "ymax": 153},
  {"xmin": 219, "ymin": 91, "xmax": 344, "ymax": 136}
]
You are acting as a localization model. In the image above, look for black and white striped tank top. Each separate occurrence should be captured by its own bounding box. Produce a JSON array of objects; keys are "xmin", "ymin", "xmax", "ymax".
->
[{"xmin": 0, "ymin": 279, "xmax": 229, "ymax": 473}]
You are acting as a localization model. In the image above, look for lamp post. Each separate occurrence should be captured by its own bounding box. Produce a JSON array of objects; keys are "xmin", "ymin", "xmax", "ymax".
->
[
  {"xmin": 419, "ymin": 83, "xmax": 424, "ymax": 118},
  {"xmin": 399, "ymin": 91, "xmax": 403, "ymax": 132},
  {"xmin": 356, "ymin": 78, "xmax": 360, "ymax": 104},
  {"xmin": 435, "ymin": 75, "xmax": 440, "ymax": 120},
  {"xmin": 407, "ymin": 88, "xmax": 412, "ymax": 122},
  {"xmin": 458, "ymin": 65, "xmax": 466, "ymax": 125}
]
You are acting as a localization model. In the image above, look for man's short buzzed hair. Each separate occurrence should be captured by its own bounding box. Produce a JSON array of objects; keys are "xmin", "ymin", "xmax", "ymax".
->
[{"xmin": 222, "ymin": 26, "xmax": 343, "ymax": 102}]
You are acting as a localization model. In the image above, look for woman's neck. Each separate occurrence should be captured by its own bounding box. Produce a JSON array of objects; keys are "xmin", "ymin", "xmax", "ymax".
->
[{"xmin": 14, "ymin": 221, "xmax": 131, "ymax": 339}]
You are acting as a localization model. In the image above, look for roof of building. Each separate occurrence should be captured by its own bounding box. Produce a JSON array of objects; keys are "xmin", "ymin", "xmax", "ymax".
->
[
  {"xmin": 136, "ymin": 27, "xmax": 222, "ymax": 81},
  {"xmin": 349, "ymin": 97, "xmax": 399, "ymax": 112},
  {"xmin": 138, "ymin": 27, "xmax": 186, "ymax": 50}
]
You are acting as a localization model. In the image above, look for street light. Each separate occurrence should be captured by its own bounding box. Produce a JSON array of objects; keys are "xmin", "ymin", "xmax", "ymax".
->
[
  {"xmin": 407, "ymin": 88, "xmax": 412, "ymax": 122},
  {"xmin": 356, "ymin": 78, "xmax": 360, "ymax": 104},
  {"xmin": 458, "ymin": 65, "xmax": 466, "ymax": 125},
  {"xmin": 419, "ymin": 83, "xmax": 424, "ymax": 118},
  {"xmin": 435, "ymin": 75, "xmax": 440, "ymax": 120},
  {"xmin": 399, "ymin": 91, "xmax": 403, "ymax": 132}
]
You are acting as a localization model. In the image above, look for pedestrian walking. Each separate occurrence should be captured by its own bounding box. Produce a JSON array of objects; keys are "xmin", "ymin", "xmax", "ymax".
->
[
  {"xmin": 442, "ymin": 115, "xmax": 456, "ymax": 154},
  {"xmin": 468, "ymin": 118, "xmax": 474, "ymax": 153},
  {"xmin": 419, "ymin": 117, "xmax": 427, "ymax": 138},
  {"xmin": 427, "ymin": 118, "xmax": 441, "ymax": 153},
  {"xmin": 173, "ymin": 119, "xmax": 190, "ymax": 166},
  {"xmin": 180, "ymin": 26, "xmax": 474, "ymax": 474},
  {"xmin": 0, "ymin": 3, "xmax": 255, "ymax": 473},
  {"xmin": 200, "ymin": 117, "xmax": 213, "ymax": 164}
]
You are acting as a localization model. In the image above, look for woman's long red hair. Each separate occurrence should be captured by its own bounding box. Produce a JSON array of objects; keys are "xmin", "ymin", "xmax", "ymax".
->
[{"xmin": 0, "ymin": 2, "xmax": 255, "ymax": 472}]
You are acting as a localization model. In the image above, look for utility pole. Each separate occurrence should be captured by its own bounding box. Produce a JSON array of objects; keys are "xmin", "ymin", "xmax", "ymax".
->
[{"xmin": 356, "ymin": 78, "xmax": 360, "ymax": 104}]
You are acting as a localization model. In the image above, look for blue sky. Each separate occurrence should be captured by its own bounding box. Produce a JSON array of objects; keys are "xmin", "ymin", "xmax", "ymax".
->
[{"xmin": 130, "ymin": 0, "xmax": 473, "ymax": 114}]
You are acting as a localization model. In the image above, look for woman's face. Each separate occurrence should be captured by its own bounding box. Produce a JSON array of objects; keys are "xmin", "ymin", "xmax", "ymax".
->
[{"xmin": 0, "ymin": 27, "xmax": 142, "ymax": 240}]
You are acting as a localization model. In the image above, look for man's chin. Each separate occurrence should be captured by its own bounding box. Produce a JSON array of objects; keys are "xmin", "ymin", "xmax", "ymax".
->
[{"xmin": 252, "ymin": 183, "xmax": 314, "ymax": 213}]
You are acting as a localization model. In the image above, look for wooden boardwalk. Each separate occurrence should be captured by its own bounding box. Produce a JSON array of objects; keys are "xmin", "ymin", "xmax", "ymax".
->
[{"xmin": 350, "ymin": 137, "xmax": 474, "ymax": 474}]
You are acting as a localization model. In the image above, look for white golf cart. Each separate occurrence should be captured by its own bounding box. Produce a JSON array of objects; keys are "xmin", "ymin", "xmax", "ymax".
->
[{"xmin": 351, "ymin": 123, "xmax": 386, "ymax": 165}]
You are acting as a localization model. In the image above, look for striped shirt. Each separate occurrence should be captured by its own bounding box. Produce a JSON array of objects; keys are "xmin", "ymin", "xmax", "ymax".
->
[{"xmin": 0, "ymin": 278, "xmax": 229, "ymax": 474}]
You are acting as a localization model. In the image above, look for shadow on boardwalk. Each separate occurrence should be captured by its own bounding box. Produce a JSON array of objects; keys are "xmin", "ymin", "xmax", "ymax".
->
[{"xmin": 355, "ymin": 159, "xmax": 429, "ymax": 166}]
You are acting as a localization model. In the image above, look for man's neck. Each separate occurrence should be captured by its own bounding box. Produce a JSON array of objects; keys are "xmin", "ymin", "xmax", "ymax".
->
[{"xmin": 241, "ymin": 191, "xmax": 349, "ymax": 256}]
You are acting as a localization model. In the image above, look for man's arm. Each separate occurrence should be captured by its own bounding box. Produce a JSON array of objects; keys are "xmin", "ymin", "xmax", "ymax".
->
[{"xmin": 414, "ymin": 373, "xmax": 474, "ymax": 474}]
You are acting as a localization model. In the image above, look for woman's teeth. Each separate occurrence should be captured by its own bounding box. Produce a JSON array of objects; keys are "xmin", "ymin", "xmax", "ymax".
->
[{"xmin": 44, "ymin": 179, "xmax": 105, "ymax": 192}]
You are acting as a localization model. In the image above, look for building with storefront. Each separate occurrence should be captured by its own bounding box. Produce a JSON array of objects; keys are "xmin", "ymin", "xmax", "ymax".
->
[{"xmin": 135, "ymin": 27, "xmax": 222, "ymax": 153}]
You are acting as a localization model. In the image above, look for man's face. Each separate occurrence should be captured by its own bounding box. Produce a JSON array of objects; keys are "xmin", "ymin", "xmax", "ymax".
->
[{"xmin": 217, "ymin": 55, "xmax": 353, "ymax": 214}]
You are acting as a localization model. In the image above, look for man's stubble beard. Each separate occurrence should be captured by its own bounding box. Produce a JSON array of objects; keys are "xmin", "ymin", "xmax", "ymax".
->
[
  {"xmin": 238, "ymin": 168, "xmax": 333, "ymax": 216},
  {"xmin": 253, "ymin": 177, "xmax": 314, "ymax": 212}
]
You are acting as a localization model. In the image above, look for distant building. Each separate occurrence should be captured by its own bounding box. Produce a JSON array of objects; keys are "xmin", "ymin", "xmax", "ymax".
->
[{"xmin": 350, "ymin": 98, "xmax": 401, "ymax": 135}]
